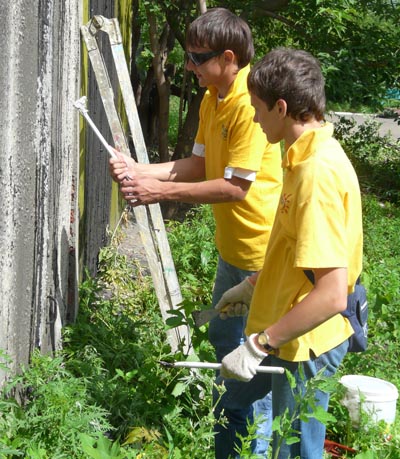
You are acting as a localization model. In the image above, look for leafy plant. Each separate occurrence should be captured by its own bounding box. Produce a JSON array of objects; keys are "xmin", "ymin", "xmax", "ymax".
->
[
  {"xmin": 334, "ymin": 116, "xmax": 400, "ymax": 203},
  {"xmin": 166, "ymin": 204, "xmax": 217, "ymax": 301},
  {"xmin": 270, "ymin": 367, "xmax": 336, "ymax": 459},
  {"xmin": 0, "ymin": 351, "xmax": 112, "ymax": 458},
  {"xmin": 63, "ymin": 220, "xmax": 219, "ymax": 458}
]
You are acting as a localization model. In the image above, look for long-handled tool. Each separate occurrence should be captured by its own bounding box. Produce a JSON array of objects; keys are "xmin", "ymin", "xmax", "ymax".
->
[
  {"xmin": 160, "ymin": 360, "xmax": 285, "ymax": 374},
  {"xmin": 74, "ymin": 96, "xmax": 117, "ymax": 159}
]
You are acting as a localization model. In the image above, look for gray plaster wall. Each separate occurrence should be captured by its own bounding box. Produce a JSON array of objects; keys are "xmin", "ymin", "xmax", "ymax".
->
[{"xmin": 0, "ymin": 0, "xmax": 81, "ymax": 383}]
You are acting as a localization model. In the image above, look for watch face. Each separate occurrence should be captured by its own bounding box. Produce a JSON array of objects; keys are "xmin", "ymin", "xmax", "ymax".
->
[{"xmin": 258, "ymin": 332, "xmax": 268, "ymax": 346}]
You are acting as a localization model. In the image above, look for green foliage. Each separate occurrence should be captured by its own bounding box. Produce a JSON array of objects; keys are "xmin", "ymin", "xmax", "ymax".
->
[
  {"xmin": 166, "ymin": 204, "xmax": 217, "ymax": 304},
  {"xmin": 168, "ymin": 96, "xmax": 182, "ymax": 145},
  {"xmin": 334, "ymin": 116, "xmax": 400, "ymax": 203},
  {"xmin": 0, "ymin": 240, "xmax": 217, "ymax": 458},
  {"xmin": 165, "ymin": 204, "xmax": 217, "ymax": 361},
  {"xmin": 264, "ymin": 1, "xmax": 397, "ymax": 107},
  {"xmin": 243, "ymin": 0, "xmax": 400, "ymax": 110},
  {"xmin": 269, "ymin": 367, "xmax": 337, "ymax": 459},
  {"xmin": 0, "ymin": 351, "xmax": 112, "ymax": 458},
  {"xmin": 78, "ymin": 433, "xmax": 140, "ymax": 459},
  {"xmin": 65, "ymin": 222, "xmax": 220, "ymax": 457},
  {"xmin": 130, "ymin": 0, "xmax": 399, "ymax": 160}
]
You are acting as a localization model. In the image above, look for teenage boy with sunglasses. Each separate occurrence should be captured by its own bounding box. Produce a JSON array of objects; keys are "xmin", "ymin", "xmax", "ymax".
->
[
  {"xmin": 109, "ymin": 8, "xmax": 282, "ymax": 456},
  {"xmin": 216, "ymin": 47, "xmax": 363, "ymax": 459}
]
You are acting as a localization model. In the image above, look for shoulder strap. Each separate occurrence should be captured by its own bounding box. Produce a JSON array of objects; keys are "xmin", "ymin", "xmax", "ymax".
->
[
  {"xmin": 304, "ymin": 269, "xmax": 314, "ymax": 284},
  {"xmin": 303, "ymin": 270, "xmax": 360, "ymax": 286}
]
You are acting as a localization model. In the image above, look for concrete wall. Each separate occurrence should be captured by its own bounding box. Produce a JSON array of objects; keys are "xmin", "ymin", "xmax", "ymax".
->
[
  {"xmin": 0, "ymin": 0, "xmax": 134, "ymax": 384},
  {"xmin": 0, "ymin": 0, "xmax": 81, "ymax": 381}
]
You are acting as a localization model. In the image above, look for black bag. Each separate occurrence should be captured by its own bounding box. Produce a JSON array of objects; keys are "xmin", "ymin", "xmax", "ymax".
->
[{"xmin": 304, "ymin": 270, "xmax": 368, "ymax": 353}]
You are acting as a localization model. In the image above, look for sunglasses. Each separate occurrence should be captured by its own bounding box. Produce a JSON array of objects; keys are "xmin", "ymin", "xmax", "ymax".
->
[{"xmin": 187, "ymin": 50, "xmax": 224, "ymax": 66}]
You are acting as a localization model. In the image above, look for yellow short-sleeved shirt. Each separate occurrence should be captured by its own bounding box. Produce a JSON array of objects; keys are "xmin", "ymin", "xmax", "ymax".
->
[
  {"xmin": 245, "ymin": 123, "xmax": 363, "ymax": 361},
  {"xmin": 196, "ymin": 65, "xmax": 282, "ymax": 271}
]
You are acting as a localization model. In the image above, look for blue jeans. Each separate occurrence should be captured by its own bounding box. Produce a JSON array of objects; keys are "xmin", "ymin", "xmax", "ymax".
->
[
  {"xmin": 213, "ymin": 340, "xmax": 349, "ymax": 459},
  {"xmin": 208, "ymin": 256, "xmax": 273, "ymax": 458}
]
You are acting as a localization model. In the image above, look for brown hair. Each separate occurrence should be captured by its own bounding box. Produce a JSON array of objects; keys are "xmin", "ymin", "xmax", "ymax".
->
[
  {"xmin": 186, "ymin": 8, "xmax": 254, "ymax": 69},
  {"xmin": 248, "ymin": 47, "xmax": 326, "ymax": 121}
]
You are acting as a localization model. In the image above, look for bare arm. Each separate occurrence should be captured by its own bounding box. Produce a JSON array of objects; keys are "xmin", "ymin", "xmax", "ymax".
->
[
  {"xmin": 109, "ymin": 151, "xmax": 206, "ymax": 183},
  {"xmin": 263, "ymin": 267, "xmax": 348, "ymax": 350},
  {"xmin": 121, "ymin": 174, "xmax": 251, "ymax": 206},
  {"xmin": 248, "ymin": 271, "xmax": 261, "ymax": 285}
]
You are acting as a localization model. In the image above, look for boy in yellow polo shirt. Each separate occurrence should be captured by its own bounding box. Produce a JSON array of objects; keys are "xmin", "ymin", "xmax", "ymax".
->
[
  {"xmin": 216, "ymin": 48, "xmax": 363, "ymax": 458},
  {"xmin": 109, "ymin": 8, "xmax": 282, "ymax": 457}
]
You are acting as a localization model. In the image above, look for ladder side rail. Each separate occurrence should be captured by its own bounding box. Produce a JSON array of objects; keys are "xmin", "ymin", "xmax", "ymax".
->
[
  {"xmin": 81, "ymin": 20, "xmax": 187, "ymax": 353},
  {"xmin": 94, "ymin": 16, "xmax": 191, "ymax": 351}
]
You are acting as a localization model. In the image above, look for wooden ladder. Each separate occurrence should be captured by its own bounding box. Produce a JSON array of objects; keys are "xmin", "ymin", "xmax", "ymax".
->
[{"xmin": 80, "ymin": 15, "xmax": 191, "ymax": 354}]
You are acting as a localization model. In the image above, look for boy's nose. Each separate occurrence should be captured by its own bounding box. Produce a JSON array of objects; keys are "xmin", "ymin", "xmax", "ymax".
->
[{"xmin": 185, "ymin": 58, "xmax": 195, "ymax": 71}]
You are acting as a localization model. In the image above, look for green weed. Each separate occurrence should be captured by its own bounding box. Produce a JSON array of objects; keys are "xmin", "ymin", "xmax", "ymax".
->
[
  {"xmin": 334, "ymin": 117, "xmax": 400, "ymax": 203},
  {"xmin": 0, "ymin": 350, "xmax": 112, "ymax": 458}
]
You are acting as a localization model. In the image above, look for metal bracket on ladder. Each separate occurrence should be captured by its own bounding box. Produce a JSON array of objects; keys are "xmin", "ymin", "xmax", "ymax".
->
[{"xmin": 80, "ymin": 15, "xmax": 191, "ymax": 354}]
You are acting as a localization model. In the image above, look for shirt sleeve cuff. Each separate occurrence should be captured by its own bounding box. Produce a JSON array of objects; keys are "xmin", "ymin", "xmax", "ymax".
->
[
  {"xmin": 224, "ymin": 166, "xmax": 256, "ymax": 181},
  {"xmin": 192, "ymin": 142, "xmax": 205, "ymax": 157}
]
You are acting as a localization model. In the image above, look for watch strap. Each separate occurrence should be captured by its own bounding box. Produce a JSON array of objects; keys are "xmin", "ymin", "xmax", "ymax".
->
[{"xmin": 257, "ymin": 331, "xmax": 277, "ymax": 354}]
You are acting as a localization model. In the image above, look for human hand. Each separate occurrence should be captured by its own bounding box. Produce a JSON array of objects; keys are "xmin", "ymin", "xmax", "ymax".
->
[
  {"xmin": 109, "ymin": 150, "xmax": 136, "ymax": 183},
  {"xmin": 221, "ymin": 334, "xmax": 267, "ymax": 381},
  {"xmin": 120, "ymin": 176, "xmax": 166, "ymax": 206},
  {"xmin": 214, "ymin": 278, "xmax": 254, "ymax": 313},
  {"xmin": 219, "ymin": 302, "xmax": 249, "ymax": 320}
]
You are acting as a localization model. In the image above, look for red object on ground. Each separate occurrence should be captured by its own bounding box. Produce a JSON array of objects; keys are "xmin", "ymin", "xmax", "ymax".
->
[{"xmin": 324, "ymin": 439, "xmax": 356, "ymax": 458}]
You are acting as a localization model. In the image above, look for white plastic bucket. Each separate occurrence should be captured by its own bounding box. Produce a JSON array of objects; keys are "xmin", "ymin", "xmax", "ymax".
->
[{"xmin": 340, "ymin": 375, "xmax": 398, "ymax": 427}]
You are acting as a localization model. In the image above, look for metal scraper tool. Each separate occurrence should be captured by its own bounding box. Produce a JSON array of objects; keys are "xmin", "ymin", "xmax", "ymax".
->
[{"xmin": 192, "ymin": 308, "xmax": 220, "ymax": 327}]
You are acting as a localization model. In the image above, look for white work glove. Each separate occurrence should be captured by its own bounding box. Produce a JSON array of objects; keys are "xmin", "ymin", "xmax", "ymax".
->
[
  {"xmin": 214, "ymin": 277, "xmax": 254, "ymax": 317},
  {"xmin": 221, "ymin": 333, "xmax": 267, "ymax": 382}
]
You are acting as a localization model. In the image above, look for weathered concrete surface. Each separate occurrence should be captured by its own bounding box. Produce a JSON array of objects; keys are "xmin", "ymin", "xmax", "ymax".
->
[{"xmin": 0, "ymin": 0, "xmax": 81, "ymax": 383}]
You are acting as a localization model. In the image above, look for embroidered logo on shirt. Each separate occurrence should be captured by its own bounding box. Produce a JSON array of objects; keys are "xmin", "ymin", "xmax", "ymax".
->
[
  {"xmin": 280, "ymin": 193, "xmax": 292, "ymax": 213},
  {"xmin": 221, "ymin": 124, "xmax": 228, "ymax": 140}
]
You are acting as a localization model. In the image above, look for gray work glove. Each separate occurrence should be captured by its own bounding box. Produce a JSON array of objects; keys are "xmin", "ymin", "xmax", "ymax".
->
[
  {"xmin": 221, "ymin": 333, "xmax": 267, "ymax": 382},
  {"xmin": 214, "ymin": 277, "xmax": 254, "ymax": 318}
]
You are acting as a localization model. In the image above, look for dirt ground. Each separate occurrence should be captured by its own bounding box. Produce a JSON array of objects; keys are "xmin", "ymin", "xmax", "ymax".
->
[{"xmin": 114, "ymin": 208, "xmax": 152, "ymax": 279}]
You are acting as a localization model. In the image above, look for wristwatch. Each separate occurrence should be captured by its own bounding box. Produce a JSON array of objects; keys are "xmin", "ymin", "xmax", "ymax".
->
[{"xmin": 257, "ymin": 331, "xmax": 277, "ymax": 354}]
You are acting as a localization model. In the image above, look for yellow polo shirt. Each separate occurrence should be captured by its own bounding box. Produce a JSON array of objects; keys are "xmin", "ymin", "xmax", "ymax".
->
[
  {"xmin": 195, "ymin": 65, "xmax": 282, "ymax": 271},
  {"xmin": 246, "ymin": 123, "xmax": 362, "ymax": 361}
]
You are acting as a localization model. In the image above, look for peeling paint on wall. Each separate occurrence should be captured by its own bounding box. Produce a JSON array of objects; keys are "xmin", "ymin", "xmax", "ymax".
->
[
  {"xmin": 0, "ymin": 0, "xmax": 81, "ymax": 383},
  {"xmin": 0, "ymin": 0, "xmax": 132, "ymax": 385}
]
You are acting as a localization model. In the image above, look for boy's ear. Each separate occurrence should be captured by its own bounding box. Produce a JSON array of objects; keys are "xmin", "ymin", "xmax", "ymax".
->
[
  {"xmin": 276, "ymin": 99, "xmax": 287, "ymax": 118},
  {"xmin": 223, "ymin": 49, "xmax": 235, "ymax": 64}
]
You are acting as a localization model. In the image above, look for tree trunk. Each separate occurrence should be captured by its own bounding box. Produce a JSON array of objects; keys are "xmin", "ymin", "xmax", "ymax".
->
[
  {"xmin": 172, "ymin": 87, "xmax": 205, "ymax": 160},
  {"xmin": 146, "ymin": 9, "xmax": 171, "ymax": 163},
  {"xmin": 130, "ymin": 0, "xmax": 141, "ymax": 100},
  {"xmin": 137, "ymin": 67, "xmax": 156, "ymax": 148}
]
